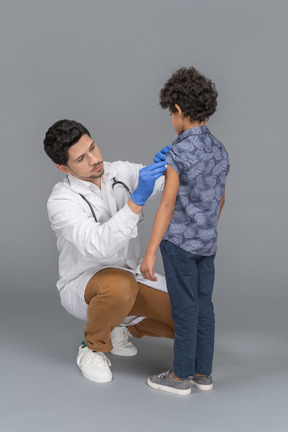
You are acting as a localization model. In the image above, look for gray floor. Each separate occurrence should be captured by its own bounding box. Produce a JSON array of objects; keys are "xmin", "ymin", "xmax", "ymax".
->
[{"xmin": 1, "ymin": 293, "xmax": 287, "ymax": 432}]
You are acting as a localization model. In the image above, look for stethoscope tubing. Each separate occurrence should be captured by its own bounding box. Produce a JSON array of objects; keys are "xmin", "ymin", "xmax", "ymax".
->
[
  {"xmin": 111, "ymin": 177, "xmax": 131, "ymax": 195},
  {"xmin": 75, "ymin": 176, "xmax": 136, "ymax": 223}
]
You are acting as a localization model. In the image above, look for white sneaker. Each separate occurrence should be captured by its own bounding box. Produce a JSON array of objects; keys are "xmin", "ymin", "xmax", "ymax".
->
[
  {"xmin": 77, "ymin": 344, "xmax": 112, "ymax": 383},
  {"xmin": 110, "ymin": 326, "xmax": 137, "ymax": 356}
]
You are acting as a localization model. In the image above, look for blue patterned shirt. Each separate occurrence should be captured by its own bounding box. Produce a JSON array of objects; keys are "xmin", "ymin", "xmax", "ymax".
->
[{"xmin": 164, "ymin": 125, "xmax": 229, "ymax": 256}]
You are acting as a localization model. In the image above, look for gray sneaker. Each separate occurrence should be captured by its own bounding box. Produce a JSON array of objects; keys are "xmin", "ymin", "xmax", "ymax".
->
[
  {"xmin": 147, "ymin": 370, "xmax": 191, "ymax": 395},
  {"xmin": 190, "ymin": 375, "xmax": 213, "ymax": 391}
]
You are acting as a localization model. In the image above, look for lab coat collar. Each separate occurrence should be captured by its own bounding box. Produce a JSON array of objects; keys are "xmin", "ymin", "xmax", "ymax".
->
[{"xmin": 65, "ymin": 162, "xmax": 117, "ymax": 196}]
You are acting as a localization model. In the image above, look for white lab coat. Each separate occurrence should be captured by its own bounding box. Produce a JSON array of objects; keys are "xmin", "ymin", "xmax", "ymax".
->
[{"xmin": 47, "ymin": 160, "xmax": 167, "ymax": 321}]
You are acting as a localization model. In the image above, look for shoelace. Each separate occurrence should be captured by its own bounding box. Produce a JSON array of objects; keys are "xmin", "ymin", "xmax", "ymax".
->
[
  {"xmin": 89, "ymin": 351, "xmax": 111, "ymax": 368},
  {"xmin": 158, "ymin": 370, "xmax": 172, "ymax": 379},
  {"xmin": 115, "ymin": 327, "xmax": 129, "ymax": 344}
]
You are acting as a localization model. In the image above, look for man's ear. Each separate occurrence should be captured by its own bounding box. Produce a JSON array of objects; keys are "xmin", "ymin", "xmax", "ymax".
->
[
  {"xmin": 56, "ymin": 164, "xmax": 70, "ymax": 174},
  {"xmin": 174, "ymin": 104, "xmax": 183, "ymax": 117}
]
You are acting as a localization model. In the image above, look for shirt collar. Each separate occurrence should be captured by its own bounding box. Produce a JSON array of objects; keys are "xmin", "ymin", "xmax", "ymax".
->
[{"xmin": 172, "ymin": 125, "xmax": 210, "ymax": 146}]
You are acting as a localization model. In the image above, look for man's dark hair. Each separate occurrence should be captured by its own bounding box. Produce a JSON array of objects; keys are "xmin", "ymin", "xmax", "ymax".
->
[
  {"xmin": 159, "ymin": 67, "xmax": 218, "ymax": 122},
  {"xmin": 44, "ymin": 119, "xmax": 91, "ymax": 165}
]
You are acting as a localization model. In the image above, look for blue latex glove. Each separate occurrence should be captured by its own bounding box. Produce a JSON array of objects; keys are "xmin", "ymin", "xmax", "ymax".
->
[
  {"xmin": 153, "ymin": 145, "xmax": 172, "ymax": 163},
  {"xmin": 131, "ymin": 161, "xmax": 167, "ymax": 206}
]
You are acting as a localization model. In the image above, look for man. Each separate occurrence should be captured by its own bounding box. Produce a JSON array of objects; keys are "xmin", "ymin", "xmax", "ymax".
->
[{"xmin": 44, "ymin": 119, "xmax": 174, "ymax": 383}]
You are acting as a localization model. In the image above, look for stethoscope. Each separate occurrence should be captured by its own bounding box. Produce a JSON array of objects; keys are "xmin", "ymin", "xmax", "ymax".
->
[
  {"xmin": 111, "ymin": 177, "xmax": 131, "ymax": 194},
  {"xmin": 111, "ymin": 177, "xmax": 144, "ymax": 222},
  {"xmin": 68, "ymin": 176, "xmax": 143, "ymax": 223}
]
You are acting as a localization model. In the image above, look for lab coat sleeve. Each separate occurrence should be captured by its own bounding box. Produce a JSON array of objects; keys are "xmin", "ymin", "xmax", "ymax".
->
[{"xmin": 48, "ymin": 192, "xmax": 140, "ymax": 259}]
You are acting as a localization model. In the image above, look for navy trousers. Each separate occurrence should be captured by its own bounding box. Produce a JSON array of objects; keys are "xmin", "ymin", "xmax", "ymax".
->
[{"xmin": 160, "ymin": 240, "xmax": 216, "ymax": 379}]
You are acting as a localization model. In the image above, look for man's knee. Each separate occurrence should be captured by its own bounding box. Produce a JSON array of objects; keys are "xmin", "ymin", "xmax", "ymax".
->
[
  {"xmin": 107, "ymin": 275, "xmax": 138, "ymax": 307},
  {"xmin": 85, "ymin": 268, "xmax": 138, "ymax": 307}
]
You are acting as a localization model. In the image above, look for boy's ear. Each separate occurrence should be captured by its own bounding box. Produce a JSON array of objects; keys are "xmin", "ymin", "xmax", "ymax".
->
[
  {"xmin": 56, "ymin": 164, "xmax": 71, "ymax": 174},
  {"xmin": 174, "ymin": 104, "xmax": 183, "ymax": 116}
]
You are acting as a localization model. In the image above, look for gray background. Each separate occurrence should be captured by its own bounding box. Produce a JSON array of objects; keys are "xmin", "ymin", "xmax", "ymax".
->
[{"xmin": 1, "ymin": 0, "xmax": 287, "ymax": 431}]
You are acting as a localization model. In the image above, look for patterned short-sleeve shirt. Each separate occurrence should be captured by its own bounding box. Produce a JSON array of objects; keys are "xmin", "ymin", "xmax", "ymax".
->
[{"xmin": 164, "ymin": 125, "xmax": 229, "ymax": 256}]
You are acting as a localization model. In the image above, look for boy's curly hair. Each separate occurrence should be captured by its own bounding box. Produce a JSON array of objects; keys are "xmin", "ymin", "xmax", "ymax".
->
[{"xmin": 159, "ymin": 67, "xmax": 218, "ymax": 122}]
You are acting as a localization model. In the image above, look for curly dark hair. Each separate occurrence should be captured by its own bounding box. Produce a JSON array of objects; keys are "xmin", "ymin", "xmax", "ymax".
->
[
  {"xmin": 159, "ymin": 67, "xmax": 218, "ymax": 122},
  {"xmin": 44, "ymin": 119, "xmax": 91, "ymax": 165}
]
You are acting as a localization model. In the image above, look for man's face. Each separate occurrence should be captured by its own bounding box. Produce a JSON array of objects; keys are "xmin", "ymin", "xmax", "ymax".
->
[{"xmin": 57, "ymin": 134, "xmax": 104, "ymax": 186}]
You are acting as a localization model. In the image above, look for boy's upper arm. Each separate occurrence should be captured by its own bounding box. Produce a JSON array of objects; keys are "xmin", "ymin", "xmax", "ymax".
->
[{"xmin": 161, "ymin": 164, "xmax": 179, "ymax": 207}]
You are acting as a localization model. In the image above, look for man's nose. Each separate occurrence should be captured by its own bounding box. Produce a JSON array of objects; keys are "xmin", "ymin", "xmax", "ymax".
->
[{"xmin": 88, "ymin": 153, "xmax": 99, "ymax": 164}]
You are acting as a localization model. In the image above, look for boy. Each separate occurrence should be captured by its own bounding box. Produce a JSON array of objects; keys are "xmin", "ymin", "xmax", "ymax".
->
[{"xmin": 141, "ymin": 67, "xmax": 229, "ymax": 395}]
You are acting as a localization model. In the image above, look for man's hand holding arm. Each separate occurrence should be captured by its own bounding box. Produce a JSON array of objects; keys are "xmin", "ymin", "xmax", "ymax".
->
[
  {"xmin": 128, "ymin": 161, "xmax": 167, "ymax": 214},
  {"xmin": 153, "ymin": 145, "xmax": 172, "ymax": 163}
]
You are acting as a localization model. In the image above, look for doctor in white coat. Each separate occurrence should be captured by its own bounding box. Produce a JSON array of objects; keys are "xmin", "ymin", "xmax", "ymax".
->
[{"xmin": 44, "ymin": 119, "xmax": 174, "ymax": 383}]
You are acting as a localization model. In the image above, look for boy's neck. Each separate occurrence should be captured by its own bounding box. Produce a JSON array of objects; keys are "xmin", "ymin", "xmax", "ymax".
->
[{"xmin": 180, "ymin": 118, "xmax": 205, "ymax": 134}]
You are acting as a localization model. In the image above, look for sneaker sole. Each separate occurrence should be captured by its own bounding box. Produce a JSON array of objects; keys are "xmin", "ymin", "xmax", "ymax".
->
[
  {"xmin": 81, "ymin": 370, "xmax": 112, "ymax": 383},
  {"xmin": 110, "ymin": 347, "xmax": 138, "ymax": 356},
  {"xmin": 190, "ymin": 381, "xmax": 213, "ymax": 391},
  {"xmin": 147, "ymin": 378, "xmax": 191, "ymax": 395}
]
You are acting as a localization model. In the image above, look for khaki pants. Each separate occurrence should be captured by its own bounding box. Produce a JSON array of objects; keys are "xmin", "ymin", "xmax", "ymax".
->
[{"xmin": 84, "ymin": 268, "xmax": 174, "ymax": 352}]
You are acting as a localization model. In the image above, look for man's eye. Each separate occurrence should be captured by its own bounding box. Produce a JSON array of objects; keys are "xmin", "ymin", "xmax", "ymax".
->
[{"xmin": 77, "ymin": 157, "xmax": 84, "ymax": 162}]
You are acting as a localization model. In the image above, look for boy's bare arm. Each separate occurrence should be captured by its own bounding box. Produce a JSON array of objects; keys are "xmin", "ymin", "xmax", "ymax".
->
[
  {"xmin": 218, "ymin": 188, "xmax": 225, "ymax": 221},
  {"xmin": 141, "ymin": 164, "xmax": 179, "ymax": 281}
]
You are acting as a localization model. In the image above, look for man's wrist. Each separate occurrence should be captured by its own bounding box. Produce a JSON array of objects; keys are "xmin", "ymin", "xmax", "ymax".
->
[
  {"xmin": 128, "ymin": 197, "xmax": 143, "ymax": 215},
  {"xmin": 130, "ymin": 190, "xmax": 146, "ymax": 206}
]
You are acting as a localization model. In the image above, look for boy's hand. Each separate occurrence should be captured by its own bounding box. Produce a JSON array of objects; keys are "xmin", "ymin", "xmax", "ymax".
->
[
  {"xmin": 153, "ymin": 145, "xmax": 171, "ymax": 163},
  {"xmin": 140, "ymin": 253, "xmax": 158, "ymax": 281}
]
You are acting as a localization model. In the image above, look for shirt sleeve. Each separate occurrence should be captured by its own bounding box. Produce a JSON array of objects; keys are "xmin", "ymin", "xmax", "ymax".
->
[{"xmin": 165, "ymin": 148, "xmax": 183, "ymax": 176}]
